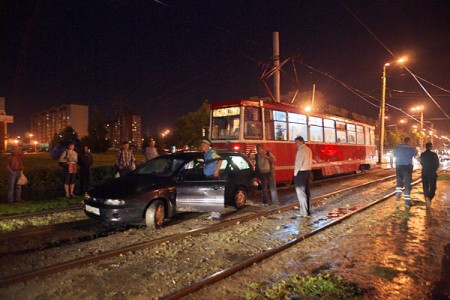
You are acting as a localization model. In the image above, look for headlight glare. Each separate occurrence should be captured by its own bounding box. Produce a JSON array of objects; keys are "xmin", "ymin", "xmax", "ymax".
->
[{"xmin": 104, "ymin": 199, "xmax": 126, "ymax": 205}]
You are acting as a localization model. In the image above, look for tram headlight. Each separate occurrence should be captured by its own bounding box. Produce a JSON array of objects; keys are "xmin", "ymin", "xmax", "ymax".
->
[{"xmin": 104, "ymin": 199, "xmax": 126, "ymax": 206}]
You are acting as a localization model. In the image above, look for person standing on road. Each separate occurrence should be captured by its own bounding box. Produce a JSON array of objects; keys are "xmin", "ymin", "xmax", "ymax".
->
[
  {"xmin": 78, "ymin": 145, "xmax": 93, "ymax": 198},
  {"xmin": 6, "ymin": 145, "xmax": 24, "ymax": 203},
  {"xmin": 201, "ymin": 138, "xmax": 222, "ymax": 220},
  {"xmin": 145, "ymin": 138, "xmax": 158, "ymax": 161},
  {"xmin": 115, "ymin": 141, "xmax": 136, "ymax": 177},
  {"xmin": 294, "ymin": 136, "xmax": 312, "ymax": 217},
  {"xmin": 393, "ymin": 137, "xmax": 417, "ymax": 206},
  {"xmin": 59, "ymin": 142, "xmax": 78, "ymax": 198},
  {"xmin": 255, "ymin": 144, "xmax": 279, "ymax": 207},
  {"xmin": 201, "ymin": 138, "xmax": 222, "ymax": 179},
  {"xmin": 420, "ymin": 142, "xmax": 440, "ymax": 206}
]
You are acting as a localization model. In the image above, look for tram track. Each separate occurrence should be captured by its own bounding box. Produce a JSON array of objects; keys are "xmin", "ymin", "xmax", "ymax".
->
[
  {"xmin": 0, "ymin": 171, "xmax": 412, "ymax": 289},
  {"xmin": 163, "ymin": 176, "xmax": 423, "ymax": 299},
  {"xmin": 0, "ymin": 168, "xmax": 390, "ymax": 246}
]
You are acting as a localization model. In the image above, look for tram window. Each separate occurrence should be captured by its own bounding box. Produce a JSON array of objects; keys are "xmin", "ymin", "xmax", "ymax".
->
[
  {"xmin": 288, "ymin": 113, "xmax": 307, "ymax": 141},
  {"xmin": 309, "ymin": 116, "xmax": 322, "ymax": 126},
  {"xmin": 265, "ymin": 109, "xmax": 287, "ymax": 140},
  {"xmin": 356, "ymin": 125, "xmax": 365, "ymax": 144},
  {"xmin": 324, "ymin": 119, "xmax": 336, "ymax": 143},
  {"xmin": 211, "ymin": 107, "xmax": 241, "ymax": 140},
  {"xmin": 336, "ymin": 122, "xmax": 346, "ymax": 143},
  {"xmin": 347, "ymin": 124, "xmax": 356, "ymax": 144},
  {"xmin": 244, "ymin": 107, "xmax": 262, "ymax": 139},
  {"xmin": 369, "ymin": 128, "xmax": 376, "ymax": 145},
  {"xmin": 289, "ymin": 123, "xmax": 308, "ymax": 141},
  {"xmin": 310, "ymin": 126, "xmax": 323, "ymax": 142}
]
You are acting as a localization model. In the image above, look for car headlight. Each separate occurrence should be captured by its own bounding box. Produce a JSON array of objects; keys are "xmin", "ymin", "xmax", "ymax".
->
[{"xmin": 104, "ymin": 199, "xmax": 126, "ymax": 205}]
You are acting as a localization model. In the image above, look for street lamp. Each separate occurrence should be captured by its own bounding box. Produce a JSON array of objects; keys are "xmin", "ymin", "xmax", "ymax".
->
[
  {"xmin": 33, "ymin": 141, "xmax": 38, "ymax": 152},
  {"xmin": 378, "ymin": 57, "xmax": 407, "ymax": 164},
  {"xmin": 411, "ymin": 105, "xmax": 424, "ymax": 149}
]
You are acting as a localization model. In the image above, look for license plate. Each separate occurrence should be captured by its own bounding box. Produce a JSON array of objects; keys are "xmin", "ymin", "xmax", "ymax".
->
[{"xmin": 85, "ymin": 204, "xmax": 100, "ymax": 216}]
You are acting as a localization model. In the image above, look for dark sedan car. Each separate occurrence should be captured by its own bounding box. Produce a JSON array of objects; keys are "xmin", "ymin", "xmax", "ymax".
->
[{"xmin": 84, "ymin": 150, "xmax": 257, "ymax": 229}]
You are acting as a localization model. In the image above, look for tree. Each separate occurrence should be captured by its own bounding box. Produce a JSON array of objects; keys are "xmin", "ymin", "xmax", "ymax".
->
[
  {"xmin": 49, "ymin": 126, "xmax": 80, "ymax": 159},
  {"xmin": 82, "ymin": 107, "xmax": 111, "ymax": 153},
  {"xmin": 50, "ymin": 126, "xmax": 79, "ymax": 149},
  {"xmin": 172, "ymin": 101, "xmax": 210, "ymax": 149}
]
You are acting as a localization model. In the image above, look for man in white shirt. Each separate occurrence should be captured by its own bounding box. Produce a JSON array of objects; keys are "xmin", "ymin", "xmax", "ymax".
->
[{"xmin": 294, "ymin": 136, "xmax": 313, "ymax": 216}]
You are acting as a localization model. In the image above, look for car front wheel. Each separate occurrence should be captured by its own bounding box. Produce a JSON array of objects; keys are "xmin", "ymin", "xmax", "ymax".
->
[
  {"xmin": 234, "ymin": 187, "xmax": 247, "ymax": 209},
  {"xmin": 145, "ymin": 200, "xmax": 165, "ymax": 229}
]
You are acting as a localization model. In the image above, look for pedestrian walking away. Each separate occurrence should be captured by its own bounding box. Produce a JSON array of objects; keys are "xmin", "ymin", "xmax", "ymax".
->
[
  {"xmin": 59, "ymin": 142, "xmax": 78, "ymax": 198},
  {"xmin": 254, "ymin": 144, "xmax": 279, "ymax": 207},
  {"xmin": 6, "ymin": 145, "xmax": 25, "ymax": 203},
  {"xmin": 115, "ymin": 141, "xmax": 136, "ymax": 177},
  {"xmin": 78, "ymin": 145, "xmax": 93, "ymax": 198},
  {"xmin": 293, "ymin": 136, "xmax": 312, "ymax": 217},
  {"xmin": 420, "ymin": 142, "xmax": 440, "ymax": 207},
  {"xmin": 393, "ymin": 137, "xmax": 417, "ymax": 206}
]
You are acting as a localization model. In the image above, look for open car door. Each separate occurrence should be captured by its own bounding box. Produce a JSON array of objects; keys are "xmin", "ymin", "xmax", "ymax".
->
[{"xmin": 175, "ymin": 158, "xmax": 228, "ymax": 213}]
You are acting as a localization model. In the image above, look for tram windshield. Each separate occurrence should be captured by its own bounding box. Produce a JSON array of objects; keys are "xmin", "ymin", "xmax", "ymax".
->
[{"xmin": 211, "ymin": 107, "xmax": 241, "ymax": 140}]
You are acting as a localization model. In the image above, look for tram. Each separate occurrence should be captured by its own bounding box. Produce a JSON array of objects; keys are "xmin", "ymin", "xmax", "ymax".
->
[{"xmin": 209, "ymin": 99, "xmax": 377, "ymax": 184}]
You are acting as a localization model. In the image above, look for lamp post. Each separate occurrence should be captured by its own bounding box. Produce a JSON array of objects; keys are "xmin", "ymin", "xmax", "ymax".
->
[
  {"xmin": 378, "ymin": 57, "xmax": 407, "ymax": 164},
  {"xmin": 411, "ymin": 105, "xmax": 424, "ymax": 150},
  {"xmin": 33, "ymin": 141, "xmax": 38, "ymax": 152}
]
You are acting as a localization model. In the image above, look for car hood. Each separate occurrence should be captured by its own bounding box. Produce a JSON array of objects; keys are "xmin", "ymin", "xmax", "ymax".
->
[{"xmin": 89, "ymin": 174, "xmax": 173, "ymax": 199}]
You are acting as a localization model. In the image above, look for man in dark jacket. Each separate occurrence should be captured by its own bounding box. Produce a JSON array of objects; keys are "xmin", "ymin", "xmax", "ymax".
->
[
  {"xmin": 78, "ymin": 145, "xmax": 93, "ymax": 197},
  {"xmin": 420, "ymin": 142, "xmax": 440, "ymax": 206}
]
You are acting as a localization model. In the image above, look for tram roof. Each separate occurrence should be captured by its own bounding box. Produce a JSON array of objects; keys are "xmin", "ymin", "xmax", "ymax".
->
[{"xmin": 210, "ymin": 99, "xmax": 376, "ymax": 127}]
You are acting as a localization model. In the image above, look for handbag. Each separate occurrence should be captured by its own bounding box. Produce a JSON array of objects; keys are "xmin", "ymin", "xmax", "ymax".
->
[
  {"xmin": 68, "ymin": 163, "xmax": 77, "ymax": 174},
  {"xmin": 17, "ymin": 172, "xmax": 28, "ymax": 185}
]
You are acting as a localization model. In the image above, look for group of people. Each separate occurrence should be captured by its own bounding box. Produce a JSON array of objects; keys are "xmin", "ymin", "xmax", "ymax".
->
[
  {"xmin": 58, "ymin": 143, "xmax": 93, "ymax": 198},
  {"xmin": 202, "ymin": 134, "xmax": 440, "ymax": 220},
  {"xmin": 5, "ymin": 135, "xmax": 440, "ymax": 213},
  {"xmin": 200, "ymin": 136, "xmax": 311, "ymax": 218},
  {"xmin": 393, "ymin": 137, "xmax": 440, "ymax": 207}
]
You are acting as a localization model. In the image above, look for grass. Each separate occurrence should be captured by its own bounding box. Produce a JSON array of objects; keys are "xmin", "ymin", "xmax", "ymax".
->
[
  {"xmin": 244, "ymin": 272, "xmax": 363, "ymax": 299},
  {"xmin": 0, "ymin": 150, "xmax": 146, "ymax": 173},
  {"xmin": 368, "ymin": 265, "xmax": 400, "ymax": 281},
  {"xmin": 0, "ymin": 211, "xmax": 87, "ymax": 232},
  {"xmin": 0, "ymin": 196, "xmax": 83, "ymax": 216}
]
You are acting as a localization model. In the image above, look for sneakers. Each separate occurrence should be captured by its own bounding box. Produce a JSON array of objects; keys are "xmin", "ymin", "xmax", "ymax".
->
[
  {"xmin": 395, "ymin": 192, "xmax": 401, "ymax": 200},
  {"xmin": 405, "ymin": 201, "xmax": 412, "ymax": 207}
]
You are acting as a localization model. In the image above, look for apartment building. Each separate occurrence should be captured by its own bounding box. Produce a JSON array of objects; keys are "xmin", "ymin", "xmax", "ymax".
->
[
  {"xmin": 106, "ymin": 110, "xmax": 142, "ymax": 148},
  {"xmin": 31, "ymin": 104, "xmax": 89, "ymax": 144}
]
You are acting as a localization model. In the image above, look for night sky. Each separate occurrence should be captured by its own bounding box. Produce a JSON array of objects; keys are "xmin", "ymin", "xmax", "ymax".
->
[{"xmin": 1, "ymin": 0, "xmax": 449, "ymax": 137}]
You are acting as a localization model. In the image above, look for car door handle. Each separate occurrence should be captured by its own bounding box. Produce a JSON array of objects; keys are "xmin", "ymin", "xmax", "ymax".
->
[{"xmin": 212, "ymin": 185, "xmax": 221, "ymax": 190}]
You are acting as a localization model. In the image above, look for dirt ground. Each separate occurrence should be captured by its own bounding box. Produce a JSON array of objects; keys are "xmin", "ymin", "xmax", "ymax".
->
[
  {"xmin": 189, "ymin": 178, "xmax": 450, "ymax": 299},
  {"xmin": 1, "ymin": 173, "xmax": 449, "ymax": 299}
]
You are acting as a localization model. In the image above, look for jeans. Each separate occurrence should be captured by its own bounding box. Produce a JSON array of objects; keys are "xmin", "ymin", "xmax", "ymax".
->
[
  {"xmin": 260, "ymin": 172, "xmax": 279, "ymax": 205},
  {"xmin": 7, "ymin": 171, "xmax": 22, "ymax": 202},
  {"xmin": 396, "ymin": 165, "xmax": 413, "ymax": 201},
  {"xmin": 294, "ymin": 170, "xmax": 311, "ymax": 215}
]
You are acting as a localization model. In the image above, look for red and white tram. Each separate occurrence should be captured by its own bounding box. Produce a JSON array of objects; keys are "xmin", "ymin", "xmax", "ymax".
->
[{"xmin": 209, "ymin": 99, "xmax": 377, "ymax": 183}]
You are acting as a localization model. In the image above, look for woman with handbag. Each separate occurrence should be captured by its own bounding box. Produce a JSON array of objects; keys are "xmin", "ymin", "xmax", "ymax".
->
[
  {"xmin": 5, "ymin": 145, "xmax": 24, "ymax": 203},
  {"xmin": 59, "ymin": 142, "xmax": 78, "ymax": 198}
]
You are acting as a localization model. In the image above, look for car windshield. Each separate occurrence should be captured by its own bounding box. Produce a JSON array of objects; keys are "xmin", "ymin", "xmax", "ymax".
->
[{"xmin": 135, "ymin": 156, "xmax": 186, "ymax": 177}]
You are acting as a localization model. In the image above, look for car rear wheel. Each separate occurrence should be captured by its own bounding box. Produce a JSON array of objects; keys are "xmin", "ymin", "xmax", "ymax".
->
[
  {"xmin": 234, "ymin": 187, "xmax": 247, "ymax": 209},
  {"xmin": 145, "ymin": 200, "xmax": 165, "ymax": 229}
]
